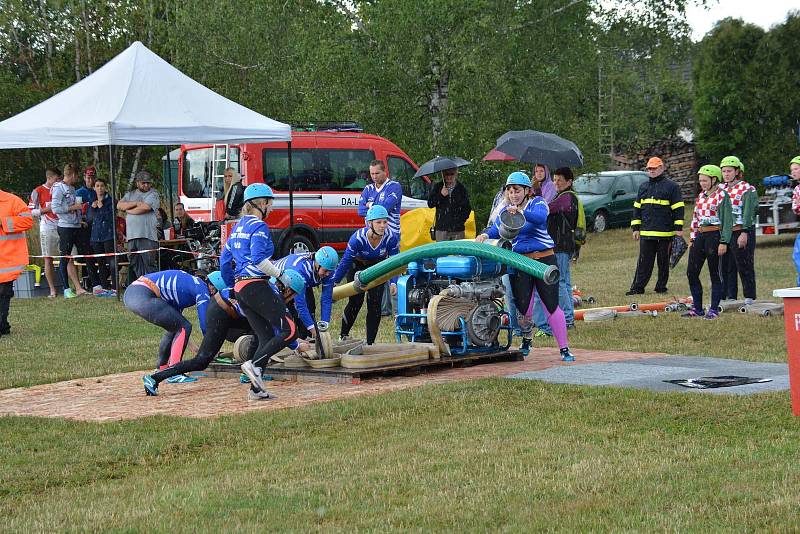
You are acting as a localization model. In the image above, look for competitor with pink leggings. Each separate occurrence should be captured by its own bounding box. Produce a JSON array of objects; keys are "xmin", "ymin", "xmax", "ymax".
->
[
  {"xmin": 476, "ymin": 171, "xmax": 575, "ymax": 361},
  {"xmin": 124, "ymin": 269, "xmax": 213, "ymax": 382}
]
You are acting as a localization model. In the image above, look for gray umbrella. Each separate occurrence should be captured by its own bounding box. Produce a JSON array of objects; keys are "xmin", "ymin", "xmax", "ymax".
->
[
  {"xmin": 495, "ymin": 130, "xmax": 584, "ymax": 168},
  {"xmin": 412, "ymin": 156, "xmax": 471, "ymax": 179}
]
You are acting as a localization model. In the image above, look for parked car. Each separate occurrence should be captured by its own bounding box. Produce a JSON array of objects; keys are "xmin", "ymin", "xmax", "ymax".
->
[{"xmin": 573, "ymin": 171, "xmax": 649, "ymax": 232}]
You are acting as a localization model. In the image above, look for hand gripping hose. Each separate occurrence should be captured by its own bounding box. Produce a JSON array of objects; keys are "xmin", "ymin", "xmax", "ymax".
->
[{"xmin": 332, "ymin": 241, "xmax": 558, "ymax": 301}]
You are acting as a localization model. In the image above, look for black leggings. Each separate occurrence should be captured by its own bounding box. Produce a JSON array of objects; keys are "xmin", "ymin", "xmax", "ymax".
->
[
  {"xmin": 235, "ymin": 279, "xmax": 297, "ymax": 368},
  {"xmin": 510, "ymin": 254, "xmax": 559, "ymax": 315},
  {"xmin": 340, "ymin": 266, "xmax": 385, "ymax": 344},
  {"xmin": 150, "ymin": 298, "xmax": 253, "ymax": 384},
  {"xmin": 686, "ymin": 231, "xmax": 723, "ymax": 312},
  {"xmin": 721, "ymin": 229, "xmax": 756, "ymax": 300}
]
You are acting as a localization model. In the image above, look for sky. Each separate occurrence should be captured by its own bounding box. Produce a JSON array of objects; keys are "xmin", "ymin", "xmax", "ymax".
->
[{"xmin": 686, "ymin": 0, "xmax": 798, "ymax": 41}]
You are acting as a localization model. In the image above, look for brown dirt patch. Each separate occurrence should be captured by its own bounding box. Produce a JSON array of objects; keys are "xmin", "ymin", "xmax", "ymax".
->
[{"xmin": 0, "ymin": 348, "xmax": 663, "ymax": 422}]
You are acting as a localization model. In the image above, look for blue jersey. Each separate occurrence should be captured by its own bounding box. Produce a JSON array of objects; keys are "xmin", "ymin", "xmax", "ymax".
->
[
  {"xmin": 220, "ymin": 215, "xmax": 279, "ymax": 286},
  {"xmin": 273, "ymin": 253, "xmax": 334, "ymax": 328},
  {"xmin": 332, "ymin": 228, "xmax": 400, "ymax": 284},
  {"xmin": 358, "ymin": 180, "xmax": 403, "ymax": 235},
  {"xmin": 141, "ymin": 270, "xmax": 210, "ymax": 333},
  {"xmin": 486, "ymin": 197, "xmax": 554, "ymax": 254}
]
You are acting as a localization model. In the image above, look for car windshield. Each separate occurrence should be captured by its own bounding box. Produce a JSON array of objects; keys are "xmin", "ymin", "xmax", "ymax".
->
[{"xmin": 573, "ymin": 175, "xmax": 614, "ymax": 195}]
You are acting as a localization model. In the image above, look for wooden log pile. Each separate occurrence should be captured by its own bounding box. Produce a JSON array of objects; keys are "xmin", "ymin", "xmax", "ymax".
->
[{"xmin": 611, "ymin": 138, "xmax": 699, "ymax": 201}]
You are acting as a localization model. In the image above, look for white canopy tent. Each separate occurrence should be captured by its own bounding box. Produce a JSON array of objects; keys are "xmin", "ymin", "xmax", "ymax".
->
[
  {"xmin": 0, "ymin": 41, "xmax": 294, "ymax": 294},
  {"xmin": 0, "ymin": 41, "xmax": 291, "ymax": 147}
]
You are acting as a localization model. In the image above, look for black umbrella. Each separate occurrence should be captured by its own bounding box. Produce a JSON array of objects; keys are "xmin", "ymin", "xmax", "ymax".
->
[
  {"xmin": 494, "ymin": 130, "xmax": 584, "ymax": 168},
  {"xmin": 412, "ymin": 155, "xmax": 471, "ymax": 179}
]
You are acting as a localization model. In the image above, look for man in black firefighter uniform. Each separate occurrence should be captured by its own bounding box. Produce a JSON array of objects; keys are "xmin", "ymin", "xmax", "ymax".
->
[{"xmin": 626, "ymin": 157, "xmax": 684, "ymax": 295}]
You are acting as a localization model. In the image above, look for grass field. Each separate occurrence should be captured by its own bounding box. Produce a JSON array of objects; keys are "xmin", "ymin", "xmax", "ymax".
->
[{"xmin": 1, "ymin": 227, "xmax": 799, "ymax": 531}]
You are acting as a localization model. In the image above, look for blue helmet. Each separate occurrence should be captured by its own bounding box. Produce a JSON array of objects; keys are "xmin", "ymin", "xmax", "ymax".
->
[
  {"xmin": 207, "ymin": 271, "xmax": 227, "ymax": 291},
  {"xmin": 273, "ymin": 269, "xmax": 305, "ymax": 295},
  {"xmin": 505, "ymin": 171, "xmax": 532, "ymax": 188},
  {"xmin": 243, "ymin": 183, "xmax": 274, "ymax": 202},
  {"xmin": 366, "ymin": 204, "xmax": 389, "ymax": 222},
  {"xmin": 314, "ymin": 246, "xmax": 339, "ymax": 271}
]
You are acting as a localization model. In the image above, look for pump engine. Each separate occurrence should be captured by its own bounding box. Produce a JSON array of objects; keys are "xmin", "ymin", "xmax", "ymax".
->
[{"xmin": 395, "ymin": 255, "xmax": 512, "ymax": 354}]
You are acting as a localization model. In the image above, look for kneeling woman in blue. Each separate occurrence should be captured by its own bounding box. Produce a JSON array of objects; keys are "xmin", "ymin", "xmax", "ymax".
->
[
  {"xmin": 273, "ymin": 246, "xmax": 340, "ymax": 341},
  {"xmin": 143, "ymin": 270, "xmax": 308, "ymax": 398},
  {"xmin": 476, "ymin": 172, "xmax": 575, "ymax": 361},
  {"xmin": 219, "ymin": 183, "xmax": 291, "ymax": 399},
  {"xmin": 332, "ymin": 205, "xmax": 399, "ymax": 344},
  {"xmin": 124, "ymin": 268, "xmax": 215, "ymax": 381}
]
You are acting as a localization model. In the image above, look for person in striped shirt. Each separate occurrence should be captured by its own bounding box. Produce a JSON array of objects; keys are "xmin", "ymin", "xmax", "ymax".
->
[
  {"xmin": 684, "ymin": 165, "xmax": 732, "ymax": 319},
  {"xmin": 332, "ymin": 205, "xmax": 400, "ymax": 344}
]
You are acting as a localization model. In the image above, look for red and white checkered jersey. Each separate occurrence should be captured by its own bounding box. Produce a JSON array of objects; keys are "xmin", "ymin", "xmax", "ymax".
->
[
  {"xmin": 792, "ymin": 184, "xmax": 800, "ymax": 215},
  {"xmin": 720, "ymin": 180, "xmax": 755, "ymax": 224},
  {"xmin": 690, "ymin": 186, "xmax": 728, "ymax": 241}
]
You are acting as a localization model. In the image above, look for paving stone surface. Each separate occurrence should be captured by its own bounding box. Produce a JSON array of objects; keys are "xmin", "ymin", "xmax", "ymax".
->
[
  {"xmin": 510, "ymin": 355, "xmax": 790, "ymax": 395},
  {"xmin": 0, "ymin": 348, "xmax": 659, "ymax": 422}
]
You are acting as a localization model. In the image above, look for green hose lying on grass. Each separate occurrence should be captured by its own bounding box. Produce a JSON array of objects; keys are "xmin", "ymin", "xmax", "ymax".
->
[{"xmin": 332, "ymin": 240, "xmax": 558, "ymax": 301}]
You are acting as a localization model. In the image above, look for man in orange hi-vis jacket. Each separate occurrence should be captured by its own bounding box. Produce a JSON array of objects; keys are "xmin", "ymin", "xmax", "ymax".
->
[{"xmin": 0, "ymin": 188, "xmax": 33, "ymax": 338}]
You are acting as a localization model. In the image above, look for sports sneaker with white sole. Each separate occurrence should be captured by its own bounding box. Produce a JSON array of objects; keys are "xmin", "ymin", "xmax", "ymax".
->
[
  {"xmin": 142, "ymin": 375, "xmax": 158, "ymax": 396},
  {"xmin": 241, "ymin": 361, "xmax": 266, "ymax": 392},
  {"xmin": 166, "ymin": 374, "xmax": 198, "ymax": 384},
  {"xmin": 248, "ymin": 389, "xmax": 277, "ymax": 401}
]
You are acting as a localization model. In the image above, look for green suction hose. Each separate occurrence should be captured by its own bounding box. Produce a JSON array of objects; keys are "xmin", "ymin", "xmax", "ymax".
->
[{"xmin": 332, "ymin": 240, "xmax": 558, "ymax": 301}]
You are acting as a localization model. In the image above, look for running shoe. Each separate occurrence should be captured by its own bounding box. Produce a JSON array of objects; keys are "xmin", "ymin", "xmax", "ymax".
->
[
  {"xmin": 96, "ymin": 289, "xmax": 117, "ymax": 298},
  {"xmin": 519, "ymin": 338, "xmax": 532, "ymax": 356},
  {"xmin": 704, "ymin": 309, "xmax": 720, "ymax": 320},
  {"xmin": 166, "ymin": 374, "xmax": 198, "ymax": 384},
  {"xmin": 241, "ymin": 361, "xmax": 266, "ymax": 392},
  {"xmin": 681, "ymin": 308, "xmax": 704, "ymax": 318},
  {"xmin": 142, "ymin": 375, "xmax": 158, "ymax": 396},
  {"xmin": 239, "ymin": 373, "xmax": 251, "ymax": 384},
  {"xmin": 560, "ymin": 348, "xmax": 576, "ymax": 362},
  {"xmin": 248, "ymin": 389, "xmax": 277, "ymax": 401},
  {"xmin": 534, "ymin": 330, "xmax": 552, "ymax": 338},
  {"xmin": 63, "ymin": 288, "xmax": 77, "ymax": 299},
  {"xmin": 338, "ymin": 334, "xmax": 351, "ymax": 342}
]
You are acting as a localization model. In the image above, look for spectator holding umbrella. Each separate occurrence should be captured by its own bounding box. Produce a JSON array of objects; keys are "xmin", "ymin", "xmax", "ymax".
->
[{"xmin": 421, "ymin": 156, "xmax": 472, "ymax": 241}]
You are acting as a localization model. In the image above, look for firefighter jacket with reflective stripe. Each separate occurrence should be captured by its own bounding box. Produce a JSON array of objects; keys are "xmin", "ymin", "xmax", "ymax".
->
[
  {"xmin": 0, "ymin": 189, "xmax": 33, "ymax": 283},
  {"xmin": 630, "ymin": 174, "xmax": 684, "ymax": 239}
]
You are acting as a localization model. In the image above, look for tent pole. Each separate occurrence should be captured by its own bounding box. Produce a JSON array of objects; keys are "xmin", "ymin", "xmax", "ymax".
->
[
  {"xmin": 288, "ymin": 141, "xmax": 294, "ymax": 230},
  {"xmin": 109, "ymin": 145, "xmax": 121, "ymax": 301},
  {"xmin": 165, "ymin": 146, "xmax": 174, "ymax": 223}
]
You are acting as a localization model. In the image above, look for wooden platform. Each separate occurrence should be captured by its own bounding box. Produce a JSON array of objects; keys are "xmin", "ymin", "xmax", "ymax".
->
[{"xmin": 208, "ymin": 349, "xmax": 525, "ymax": 384}]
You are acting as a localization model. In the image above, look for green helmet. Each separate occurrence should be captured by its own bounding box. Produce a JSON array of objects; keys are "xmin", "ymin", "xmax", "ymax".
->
[
  {"xmin": 698, "ymin": 164, "xmax": 722, "ymax": 182},
  {"xmin": 790, "ymin": 156, "xmax": 800, "ymax": 167},
  {"xmin": 720, "ymin": 155, "xmax": 744, "ymax": 172}
]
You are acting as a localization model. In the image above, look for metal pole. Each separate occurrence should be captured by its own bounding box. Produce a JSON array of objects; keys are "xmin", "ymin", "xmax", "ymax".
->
[
  {"xmin": 108, "ymin": 145, "xmax": 121, "ymax": 300},
  {"xmin": 288, "ymin": 141, "xmax": 294, "ymax": 229},
  {"xmin": 165, "ymin": 146, "xmax": 174, "ymax": 223}
]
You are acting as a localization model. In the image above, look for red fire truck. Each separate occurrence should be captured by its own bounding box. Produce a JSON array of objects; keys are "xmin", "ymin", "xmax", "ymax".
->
[{"xmin": 177, "ymin": 123, "xmax": 431, "ymax": 255}]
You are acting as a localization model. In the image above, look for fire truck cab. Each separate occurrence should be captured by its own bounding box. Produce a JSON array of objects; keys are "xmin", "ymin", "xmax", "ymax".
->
[{"xmin": 178, "ymin": 123, "xmax": 431, "ymax": 255}]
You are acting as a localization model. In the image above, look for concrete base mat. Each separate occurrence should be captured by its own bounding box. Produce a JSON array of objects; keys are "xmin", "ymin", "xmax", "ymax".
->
[{"xmin": 509, "ymin": 355, "xmax": 789, "ymax": 395}]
